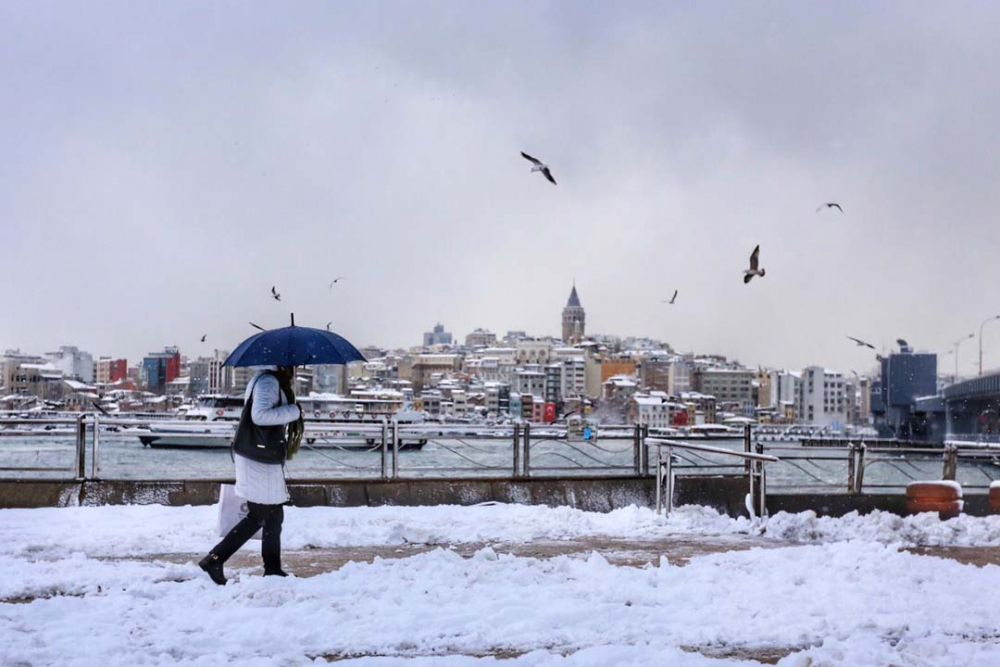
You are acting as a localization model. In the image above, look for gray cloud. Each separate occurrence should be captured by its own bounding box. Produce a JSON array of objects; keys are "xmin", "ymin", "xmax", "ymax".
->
[{"xmin": 2, "ymin": 2, "xmax": 999, "ymax": 376}]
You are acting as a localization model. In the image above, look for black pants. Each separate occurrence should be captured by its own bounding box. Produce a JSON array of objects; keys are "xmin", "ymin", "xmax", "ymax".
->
[{"xmin": 210, "ymin": 501, "xmax": 284, "ymax": 572}]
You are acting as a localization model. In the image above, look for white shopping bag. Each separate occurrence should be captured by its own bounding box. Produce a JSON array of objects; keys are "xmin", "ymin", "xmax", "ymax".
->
[{"xmin": 216, "ymin": 484, "xmax": 262, "ymax": 540}]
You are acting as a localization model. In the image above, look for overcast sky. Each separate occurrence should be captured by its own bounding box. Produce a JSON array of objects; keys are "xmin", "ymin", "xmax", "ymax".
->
[{"xmin": 3, "ymin": 2, "xmax": 1000, "ymax": 377}]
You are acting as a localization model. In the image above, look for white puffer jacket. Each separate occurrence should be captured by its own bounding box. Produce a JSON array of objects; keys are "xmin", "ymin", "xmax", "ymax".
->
[{"xmin": 234, "ymin": 371, "xmax": 299, "ymax": 505}]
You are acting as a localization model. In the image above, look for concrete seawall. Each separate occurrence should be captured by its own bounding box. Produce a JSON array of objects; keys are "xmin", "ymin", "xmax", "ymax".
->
[
  {"xmin": 0, "ymin": 475, "xmax": 747, "ymax": 515},
  {"xmin": 1, "ymin": 476, "xmax": 995, "ymax": 517}
]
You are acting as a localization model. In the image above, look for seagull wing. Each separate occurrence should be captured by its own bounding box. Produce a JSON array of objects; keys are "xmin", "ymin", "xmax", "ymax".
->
[
  {"xmin": 831, "ymin": 203, "xmax": 843, "ymax": 212},
  {"xmin": 521, "ymin": 151, "xmax": 542, "ymax": 165},
  {"xmin": 271, "ymin": 286, "xmax": 277, "ymax": 296},
  {"xmin": 671, "ymin": 289, "xmax": 678, "ymax": 303},
  {"xmin": 743, "ymin": 273, "xmax": 754, "ymax": 284},
  {"xmin": 749, "ymin": 245, "xmax": 760, "ymax": 271},
  {"xmin": 541, "ymin": 167, "xmax": 557, "ymax": 185}
]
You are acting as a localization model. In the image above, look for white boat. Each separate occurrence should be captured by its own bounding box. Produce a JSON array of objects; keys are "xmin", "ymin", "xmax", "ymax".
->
[
  {"xmin": 683, "ymin": 424, "xmax": 743, "ymax": 439},
  {"xmin": 137, "ymin": 393, "xmax": 428, "ymax": 449}
]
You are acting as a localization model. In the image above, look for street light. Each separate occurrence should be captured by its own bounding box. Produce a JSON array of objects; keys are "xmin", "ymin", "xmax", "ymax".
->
[
  {"xmin": 979, "ymin": 314, "xmax": 1000, "ymax": 377},
  {"xmin": 953, "ymin": 333, "xmax": 974, "ymax": 384}
]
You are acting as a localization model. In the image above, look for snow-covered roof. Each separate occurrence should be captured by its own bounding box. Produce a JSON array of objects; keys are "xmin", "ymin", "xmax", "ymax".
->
[
  {"xmin": 633, "ymin": 396, "xmax": 665, "ymax": 406},
  {"xmin": 64, "ymin": 379, "xmax": 96, "ymax": 391},
  {"xmin": 21, "ymin": 363, "xmax": 59, "ymax": 371},
  {"xmin": 680, "ymin": 391, "xmax": 716, "ymax": 400}
]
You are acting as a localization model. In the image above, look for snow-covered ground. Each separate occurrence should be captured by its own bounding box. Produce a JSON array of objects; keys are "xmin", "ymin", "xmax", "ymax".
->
[
  {"xmin": 4, "ymin": 503, "xmax": 1000, "ymax": 558},
  {"xmin": 3, "ymin": 503, "xmax": 1000, "ymax": 666}
]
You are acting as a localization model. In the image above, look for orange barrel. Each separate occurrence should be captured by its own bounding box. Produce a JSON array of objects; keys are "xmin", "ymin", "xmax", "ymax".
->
[
  {"xmin": 906, "ymin": 481, "xmax": 963, "ymax": 519},
  {"xmin": 990, "ymin": 481, "xmax": 1000, "ymax": 513}
]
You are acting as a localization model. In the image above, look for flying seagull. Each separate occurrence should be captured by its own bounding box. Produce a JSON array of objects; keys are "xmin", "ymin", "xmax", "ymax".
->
[
  {"xmin": 326, "ymin": 321, "xmax": 332, "ymax": 331},
  {"xmin": 520, "ymin": 152, "xmax": 557, "ymax": 185},
  {"xmin": 847, "ymin": 336, "xmax": 876, "ymax": 350},
  {"xmin": 200, "ymin": 334, "xmax": 207, "ymax": 343},
  {"xmin": 816, "ymin": 202, "xmax": 843, "ymax": 213},
  {"xmin": 662, "ymin": 290, "xmax": 678, "ymax": 305},
  {"xmin": 249, "ymin": 322, "xmax": 267, "ymax": 332},
  {"xmin": 329, "ymin": 277, "xmax": 347, "ymax": 289},
  {"xmin": 743, "ymin": 245, "xmax": 765, "ymax": 284},
  {"xmin": 271, "ymin": 286, "xmax": 281, "ymax": 301}
]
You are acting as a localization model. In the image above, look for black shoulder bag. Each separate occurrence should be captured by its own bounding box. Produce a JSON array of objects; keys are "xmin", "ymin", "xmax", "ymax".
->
[{"xmin": 231, "ymin": 372, "xmax": 289, "ymax": 465}]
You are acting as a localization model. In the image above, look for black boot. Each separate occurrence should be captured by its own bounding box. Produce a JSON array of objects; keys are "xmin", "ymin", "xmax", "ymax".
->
[
  {"xmin": 202, "ymin": 505, "xmax": 271, "ymax": 585},
  {"xmin": 199, "ymin": 553, "xmax": 227, "ymax": 586},
  {"xmin": 262, "ymin": 504, "xmax": 286, "ymax": 578}
]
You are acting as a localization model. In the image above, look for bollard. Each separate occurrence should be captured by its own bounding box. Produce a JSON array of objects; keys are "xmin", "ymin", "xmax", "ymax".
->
[
  {"xmin": 942, "ymin": 444, "xmax": 958, "ymax": 481},
  {"xmin": 512, "ymin": 423, "xmax": 521, "ymax": 478},
  {"xmin": 75, "ymin": 415, "xmax": 86, "ymax": 480}
]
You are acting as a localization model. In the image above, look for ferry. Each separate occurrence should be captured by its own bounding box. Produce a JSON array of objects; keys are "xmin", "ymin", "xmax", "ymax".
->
[
  {"xmin": 681, "ymin": 424, "xmax": 744, "ymax": 440},
  {"xmin": 136, "ymin": 393, "xmax": 428, "ymax": 450}
]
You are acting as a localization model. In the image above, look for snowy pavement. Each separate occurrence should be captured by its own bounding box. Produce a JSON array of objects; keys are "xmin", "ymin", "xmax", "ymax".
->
[{"xmin": 3, "ymin": 504, "xmax": 1000, "ymax": 666}]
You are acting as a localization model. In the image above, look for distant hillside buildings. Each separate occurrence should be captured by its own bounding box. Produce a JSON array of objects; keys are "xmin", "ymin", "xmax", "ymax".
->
[{"xmin": 0, "ymin": 282, "xmax": 895, "ymax": 427}]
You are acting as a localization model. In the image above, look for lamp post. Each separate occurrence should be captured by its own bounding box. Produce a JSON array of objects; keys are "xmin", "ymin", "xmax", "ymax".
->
[
  {"xmin": 979, "ymin": 315, "xmax": 1000, "ymax": 377},
  {"xmin": 953, "ymin": 333, "xmax": 974, "ymax": 384}
]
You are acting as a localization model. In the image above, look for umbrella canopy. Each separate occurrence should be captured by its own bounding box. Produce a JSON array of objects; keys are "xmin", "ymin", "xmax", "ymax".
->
[{"xmin": 223, "ymin": 325, "xmax": 366, "ymax": 367}]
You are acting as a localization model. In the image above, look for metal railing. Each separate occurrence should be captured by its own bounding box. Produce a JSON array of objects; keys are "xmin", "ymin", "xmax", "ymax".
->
[
  {"xmin": 7, "ymin": 416, "xmax": 993, "ymax": 493},
  {"xmin": 518, "ymin": 423, "xmax": 644, "ymax": 478},
  {"xmin": 647, "ymin": 437, "xmax": 779, "ymax": 515},
  {"xmin": 0, "ymin": 416, "xmax": 658, "ymax": 481},
  {"xmin": 0, "ymin": 418, "xmax": 87, "ymax": 478},
  {"xmin": 760, "ymin": 440, "xmax": 1000, "ymax": 494}
]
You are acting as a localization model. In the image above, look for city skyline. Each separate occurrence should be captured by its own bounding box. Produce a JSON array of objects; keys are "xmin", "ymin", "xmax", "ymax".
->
[
  {"xmin": 0, "ymin": 279, "xmax": 968, "ymax": 381},
  {"xmin": 3, "ymin": 4, "xmax": 1000, "ymax": 376}
]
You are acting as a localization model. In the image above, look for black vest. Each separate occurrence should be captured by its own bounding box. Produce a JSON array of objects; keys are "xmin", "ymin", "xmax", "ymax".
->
[{"xmin": 231, "ymin": 373, "xmax": 290, "ymax": 465}]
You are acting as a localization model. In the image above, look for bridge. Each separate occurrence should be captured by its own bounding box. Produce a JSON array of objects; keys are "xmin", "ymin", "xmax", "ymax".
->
[{"xmin": 943, "ymin": 371, "xmax": 1000, "ymax": 436}]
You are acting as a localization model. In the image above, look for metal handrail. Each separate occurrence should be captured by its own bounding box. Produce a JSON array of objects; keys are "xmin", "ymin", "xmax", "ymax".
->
[
  {"xmin": 758, "ymin": 440, "xmax": 1000, "ymax": 494},
  {"xmin": 646, "ymin": 438, "xmax": 779, "ymax": 515},
  {"xmin": 646, "ymin": 438, "xmax": 779, "ymax": 462}
]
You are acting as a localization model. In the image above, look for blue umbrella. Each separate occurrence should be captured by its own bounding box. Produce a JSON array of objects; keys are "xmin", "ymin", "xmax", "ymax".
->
[{"xmin": 223, "ymin": 318, "xmax": 366, "ymax": 367}]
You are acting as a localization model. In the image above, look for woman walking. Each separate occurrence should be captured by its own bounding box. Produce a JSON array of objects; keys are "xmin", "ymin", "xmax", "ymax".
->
[{"xmin": 199, "ymin": 365, "xmax": 304, "ymax": 585}]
